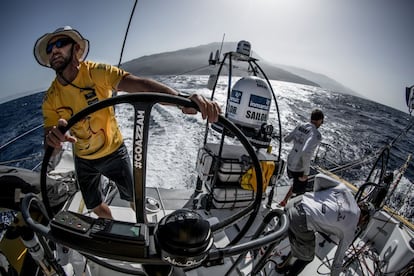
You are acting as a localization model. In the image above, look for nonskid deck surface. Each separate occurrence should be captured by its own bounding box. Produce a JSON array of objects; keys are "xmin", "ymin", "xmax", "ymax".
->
[
  {"xmin": 73, "ymin": 184, "xmax": 292, "ymax": 220},
  {"xmin": 10, "ymin": 166, "xmax": 412, "ymax": 276},
  {"xmin": 3, "ymin": 173, "xmax": 411, "ymax": 276}
]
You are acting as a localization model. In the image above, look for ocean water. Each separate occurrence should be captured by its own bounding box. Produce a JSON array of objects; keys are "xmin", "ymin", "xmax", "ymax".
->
[{"xmin": 0, "ymin": 75, "xmax": 413, "ymax": 221}]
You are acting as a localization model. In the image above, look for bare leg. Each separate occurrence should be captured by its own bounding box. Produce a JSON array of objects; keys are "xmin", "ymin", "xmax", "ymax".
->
[
  {"xmin": 280, "ymin": 187, "xmax": 293, "ymax": 206},
  {"xmin": 92, "ymin": 202, "xmax": 113, "ymax": 219}
]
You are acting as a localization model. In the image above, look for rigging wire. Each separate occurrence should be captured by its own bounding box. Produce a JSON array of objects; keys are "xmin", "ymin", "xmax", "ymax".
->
[
  {"xmin": 218, "ymin": 33, "xmax": 225, "ymax": 59},
  {"xmin": 117, "ymin": 0, "xmax": 138, "ymax": 69},
  {"xmin": 340, "ymin": 155, "xmax": 414, "ymax": 274},
  {"xmin": 113, "ymin": 0, "xmax": 138, "ymax": 98},
  {"xmin": 388, "ymin": 116, "xmax": 414, "ymax": 148},
  {"xmin": 319, "ymin": 116, "xmax": 414, "ymax": 176},
  {"xmin": 388, "ymin": 154, "xmax": 412, "ymax": 199},
  {"xmin": 174, "ymin": 65, "xmax": 212, "ymax": 76}
]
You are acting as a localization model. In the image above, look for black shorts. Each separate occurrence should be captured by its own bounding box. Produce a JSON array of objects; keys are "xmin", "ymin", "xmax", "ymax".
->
[
  {"xmin": 75, "ymin": 143, "xmax": 134, "ymax": 209},
  {"xmin": 287, "ymin": 168, "xmax": 307, "ymax": 195}
]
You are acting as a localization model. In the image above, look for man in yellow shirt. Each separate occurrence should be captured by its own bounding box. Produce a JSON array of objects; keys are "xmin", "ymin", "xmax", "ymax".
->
[{"xmin": 34, "ymin": 26, "xmax": 221, "ymax": 219}]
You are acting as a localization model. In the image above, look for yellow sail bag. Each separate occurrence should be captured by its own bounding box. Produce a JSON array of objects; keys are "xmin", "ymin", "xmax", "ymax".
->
[{"xmin": 240, "ymin": 161, "xmax": 275, "ymax": 192}]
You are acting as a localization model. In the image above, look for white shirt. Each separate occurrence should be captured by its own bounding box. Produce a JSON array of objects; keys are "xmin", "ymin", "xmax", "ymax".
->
[
  {"xmin": 285, "ymin": 122, "xmax": 322, "ymax": 175},
  {"xmin": 302, "ymin": 183, "xmax": 360, "ymax": 276}
]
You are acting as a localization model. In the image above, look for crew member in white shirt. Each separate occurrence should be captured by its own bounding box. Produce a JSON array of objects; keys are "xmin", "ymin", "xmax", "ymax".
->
[
  {"xmin": 277, "ymin": 173, "xmax": 373, "ymax": 276},
  {"xmin": 279, "ymin": 109, "xmax": 324, "ymax": 207}
]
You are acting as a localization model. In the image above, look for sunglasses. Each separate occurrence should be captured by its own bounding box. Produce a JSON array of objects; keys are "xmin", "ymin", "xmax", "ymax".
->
[{"xmin": 46, "ymin": 38, "xmax": 74, "ymax": 54}]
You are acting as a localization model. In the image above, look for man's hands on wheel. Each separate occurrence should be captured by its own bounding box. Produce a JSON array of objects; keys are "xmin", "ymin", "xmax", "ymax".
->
[
  {"xmin": 45, "ymin": 118, "xmax": 77, "ymax": 149},
  {"xmin": 180, "ymin": 93, "xmax": 221, "ymax": 123}
]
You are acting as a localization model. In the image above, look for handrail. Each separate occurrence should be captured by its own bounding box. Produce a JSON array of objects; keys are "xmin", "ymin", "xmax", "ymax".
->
[
  {"xmin": 0, "ymin": 156, "xmax": 35, "ymax": 165},
  {"xmin": 0, "ymin": 124, "xmax": 43, "ymax": 151}
]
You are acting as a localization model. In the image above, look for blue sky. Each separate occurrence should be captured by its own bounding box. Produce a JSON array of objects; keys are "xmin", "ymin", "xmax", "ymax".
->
[{"xmin": 1, "ymin": 0, "xmax": 413, "ymax": 112}]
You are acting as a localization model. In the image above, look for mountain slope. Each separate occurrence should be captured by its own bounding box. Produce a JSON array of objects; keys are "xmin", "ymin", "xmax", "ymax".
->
[
  {"xmin": 274, "ymin": 64, "xmax": 362, "ymax": 97},
  {"xmin": 121, "ymin": 42, "xmax": 319, "ymax": 87},
  {"xmin": 121, "ymin": 42, "xmax": 358, "ymax": 95}
]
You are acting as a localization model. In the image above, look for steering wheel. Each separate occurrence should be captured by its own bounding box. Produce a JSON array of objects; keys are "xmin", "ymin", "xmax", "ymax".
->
[{"xmin": 23, "ymin": 93, "xmax": 287, "ymax": 270}]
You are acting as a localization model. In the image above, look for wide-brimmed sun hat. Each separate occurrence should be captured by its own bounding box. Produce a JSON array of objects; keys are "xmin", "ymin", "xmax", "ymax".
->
[{"xmin": 34, "ymin": 26, "xmax": 89, "ymax": 67}]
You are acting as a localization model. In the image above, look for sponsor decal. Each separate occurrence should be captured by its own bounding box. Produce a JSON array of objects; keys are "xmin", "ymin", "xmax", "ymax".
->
[
  {"xmin": 227, "ymin": 105, "xmax": 237, "ymax": 115},
  {"xmin": 163, "ymin": 256, "xmax": 204, "ymax": 267},
  {"xmin": 81, "ymin": 88, "xmax": 98, "ymax": 106},
  {"xmin": 134, "ymin": 110, "xmax": 145, "ymax": 169},
  {"xmin": 248, "ymin": 94, "xmax": 271, "ymax": 111},
  {"xmin": 255, "ymin": 79, "xmax": 268, "ymax": 89},
  {"xmin": 0, "ymin": 210, "xmax": 17, "ymax": 232},
  {"xmin": 298, "ymin": 125, "xmax": 310, "ymax": 134},
  {"xmin": 245, "ymin": 111, "xmax": 267, "ymax": 122},
  {"xmin": 229, "ymin": 89, "xmax": 242, "ymax": 104}
]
